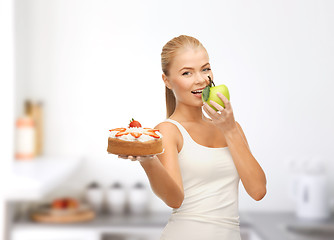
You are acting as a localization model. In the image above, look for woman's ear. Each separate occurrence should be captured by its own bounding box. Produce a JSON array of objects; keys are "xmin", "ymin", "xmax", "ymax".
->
[{"xmin": 162, "ymin": 73, "xmax": 172, "ymax": 90}]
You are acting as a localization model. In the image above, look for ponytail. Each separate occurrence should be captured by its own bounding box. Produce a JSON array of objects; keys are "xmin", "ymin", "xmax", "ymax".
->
[{"xmin": 165, "ymin": 87, "xmax": 176, "ymax": 118}]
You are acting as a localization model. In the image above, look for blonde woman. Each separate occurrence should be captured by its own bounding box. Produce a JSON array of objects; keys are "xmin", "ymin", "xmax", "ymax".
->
[{"xmin": 121, "ymin": 35, "xmax": 266, "ymax": 239}]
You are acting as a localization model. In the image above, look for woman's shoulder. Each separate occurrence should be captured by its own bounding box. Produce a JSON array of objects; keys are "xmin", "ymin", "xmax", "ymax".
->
[
  {"xmin": 154, "ymin": 119, "xmax": 183, "ymax": 149},
  {"xmin": 154, "ymin": 119, "xmax": 180, "ymax": 134}
]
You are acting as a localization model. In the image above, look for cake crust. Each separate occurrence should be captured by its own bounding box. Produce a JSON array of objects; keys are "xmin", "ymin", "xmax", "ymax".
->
[{"xmin": 107, "ymin": 137, "xmax": 163, "ymax": 156}]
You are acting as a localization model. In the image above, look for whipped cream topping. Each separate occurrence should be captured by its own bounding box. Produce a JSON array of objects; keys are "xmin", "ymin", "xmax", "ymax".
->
[{"xmin": 109, "ymin": 127, "xmax": 162, "ymax": 142}]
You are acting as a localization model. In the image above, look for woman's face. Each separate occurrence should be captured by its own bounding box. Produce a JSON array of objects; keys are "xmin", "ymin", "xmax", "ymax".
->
[{"xmin": 165, "ymin": 47, "xmax": 212, "ymax": 107}]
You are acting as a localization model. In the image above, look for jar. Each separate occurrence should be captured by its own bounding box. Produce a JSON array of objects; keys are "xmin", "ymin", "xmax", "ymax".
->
[
  {"xmin": 128, "ymin": 182, "xmax": 149, "ymax": 215},
  {"xmin": 15, "ymin": 116, "xmax": 35, "ymax": 160},
  {"xmin": 85, "ymin": 182, "xmax": 104, "ymax": 213},
  {"xmin": 106, "ymin": 182, "xmax": 126, "ymax": 215}
]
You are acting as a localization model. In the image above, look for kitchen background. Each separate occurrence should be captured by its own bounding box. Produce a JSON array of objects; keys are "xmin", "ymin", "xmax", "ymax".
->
[{"xmin": 1, "ymin": 0, "xmax": 334, "ymax": 240}]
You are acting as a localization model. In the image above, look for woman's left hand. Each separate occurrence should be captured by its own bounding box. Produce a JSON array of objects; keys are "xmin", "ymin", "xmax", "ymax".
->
[{"xmin": 202, "ymin": 92, "xmax": 237, "ymax": 136}]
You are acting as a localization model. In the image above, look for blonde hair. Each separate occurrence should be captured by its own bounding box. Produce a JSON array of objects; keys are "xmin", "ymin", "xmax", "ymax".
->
[{"xmin": 161, "ymin": 35, "xmax": 207, "ymax": 118}]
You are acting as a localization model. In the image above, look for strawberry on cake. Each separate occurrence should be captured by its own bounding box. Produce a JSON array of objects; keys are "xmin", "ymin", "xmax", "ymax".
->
[{"xmin": 107, "ymin": 118, "xmax": 163, "ymax": 156}]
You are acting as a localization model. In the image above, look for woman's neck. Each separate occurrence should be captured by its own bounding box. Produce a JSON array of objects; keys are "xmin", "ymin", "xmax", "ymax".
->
[{"xmin": 170, "ymin": 102, "xmax": 210, "ymax": 123}]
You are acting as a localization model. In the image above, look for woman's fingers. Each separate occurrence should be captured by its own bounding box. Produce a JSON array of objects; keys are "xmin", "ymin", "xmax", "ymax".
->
[
  {"xmin": 209, "ymin": 100, "xmax": 228, "ymax": 118},
  {"xmin": 128, "ymin": 156, "xmax": 138, "ymax": 161},
  {"xmin": 118, "ymin": 155, "xmax": 155, "ymax": 162},
  {"xmin": 209, "ymin": 100, "xmax": 225, "ymax": 112},
  {"xmin": 118, "ymin": 155, "xmax": 137, "ymax": 161},
  {"xmin": 217, "ymin": 92, "xmax": 232, "ymax": 110},
  {"xmin": 137, "ymin": 155, "xmax": 156, "ymax": 162},
  {"xmin": 203, "ymin": 102, "xmax": 216, "ymax": 115},
  {"xmin": 202, "ymin": 103, "xmax": 214, "ymax": 118},
  {"xmin": 203, "ymin": 101, "xmax": 225, "ymax": 119}
]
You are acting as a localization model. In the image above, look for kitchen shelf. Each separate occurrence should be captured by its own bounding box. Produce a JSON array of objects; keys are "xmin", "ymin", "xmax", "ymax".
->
[
  {"xmin": 13, "ymin": 211, "xmax": 170, "ymax": 229},
  {"xmin": 12, "ymin": 211, "xmax": 171, "ymax": 240},
  {"xmin": 4, "ymin": 156, "xmax": 81, "ymax": 201}
]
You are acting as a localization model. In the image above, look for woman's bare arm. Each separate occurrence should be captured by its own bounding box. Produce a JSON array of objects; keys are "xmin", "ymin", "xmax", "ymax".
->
[
  {"xmin": 225, "ymin": 121, "xmax": 267, "ymax": 201},
  {"xmin": 138, "ymin": 122, "xmax": 184, "ymax": 208},
  {"xmin": 203, "ymin": 93, "xmax": 267, "ymax": 201}
]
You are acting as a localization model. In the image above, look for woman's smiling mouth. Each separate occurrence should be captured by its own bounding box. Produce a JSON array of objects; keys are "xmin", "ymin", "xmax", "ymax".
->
[
  {"xmin": 191, "ymin": 88, "xmax": 205, "ymax": 98},
  {"xmin": 191, "ymin": 89, "xmax": 203, "ymax": 94}
]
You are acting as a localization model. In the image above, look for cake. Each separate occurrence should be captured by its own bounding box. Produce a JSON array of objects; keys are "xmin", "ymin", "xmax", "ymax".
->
[{"xmin": 107, "ymin": 119, "xmax": 163, "ymax": 156}]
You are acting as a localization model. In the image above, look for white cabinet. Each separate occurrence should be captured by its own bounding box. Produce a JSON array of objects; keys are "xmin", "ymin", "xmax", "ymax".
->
[
  {"xmin": 11, "ymin": 227, "xmax": 163, "ymax": 240},
  {"xmin": 4, "ymin": 157, "xmax": 81, "ymax": 201},
  {"xmin": 12, "ymin": 228, "xmax": 99, "ymax": 240}
]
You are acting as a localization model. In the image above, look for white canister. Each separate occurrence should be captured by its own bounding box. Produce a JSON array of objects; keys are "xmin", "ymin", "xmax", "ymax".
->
[
  {"xmin": 106, "ymin": 182, "xmax": 126, "ymax": 215},
  {"xmin": 128, "ymin": 182, "xmax": 149, "ymax": 215},
  {"xmin": 85, "ymin": 182, "xmax": 104, "ymax": 213}
]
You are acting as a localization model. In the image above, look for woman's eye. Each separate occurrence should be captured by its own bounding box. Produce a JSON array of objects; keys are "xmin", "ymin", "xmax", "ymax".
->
[
  {"xmin": 203, "ymin": 68, "xmax": 211, "ymax": 72},
  {"xmin": 182, "ymin": 72, "xmax": 191, "ymax": 76}
]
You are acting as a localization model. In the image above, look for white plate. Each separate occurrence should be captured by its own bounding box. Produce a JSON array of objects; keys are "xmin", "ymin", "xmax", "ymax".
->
[
  {"xmin": 144, "ymin": 148, "xmax": 165, "ymax": 157},
  {"xmin": 114, "ymin": 149, "xmax": 165, "ymax": 158}
]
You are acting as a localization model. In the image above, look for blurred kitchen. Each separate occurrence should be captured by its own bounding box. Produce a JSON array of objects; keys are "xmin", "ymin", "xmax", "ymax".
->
[{"xmin": 1, "ymin": 0, "xmax": 334, "ymax": 240}]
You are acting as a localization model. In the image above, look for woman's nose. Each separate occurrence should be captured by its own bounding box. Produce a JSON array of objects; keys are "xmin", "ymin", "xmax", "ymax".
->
[{"xmin": 195, "ymin": 73, "xmax": 208, "ymax": 84}]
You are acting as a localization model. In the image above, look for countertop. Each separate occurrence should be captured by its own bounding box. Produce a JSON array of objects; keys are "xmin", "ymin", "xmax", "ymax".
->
[
  {"xmin": 240, "ymin": 211, "xmax": 334, "ymax": 240},
  {"xmin": 13, "ymin": 211, "xmax": 334, "ymax": 240}
]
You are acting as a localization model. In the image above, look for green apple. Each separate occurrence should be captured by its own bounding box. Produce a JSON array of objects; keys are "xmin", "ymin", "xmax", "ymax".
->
[{"xmin": 202, "ymin": 77, "xmax": 230, "ymax": 111}]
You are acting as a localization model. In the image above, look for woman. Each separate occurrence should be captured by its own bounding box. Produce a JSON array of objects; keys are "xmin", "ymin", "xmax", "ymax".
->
[{"xmin": 122, "ymin": 35, "xmax": 267, "ymax": 239}]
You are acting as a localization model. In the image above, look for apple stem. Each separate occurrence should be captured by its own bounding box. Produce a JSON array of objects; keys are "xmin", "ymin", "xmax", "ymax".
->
[{"xmin": 208, "ymin": 75, "xmax": 215, "ymax": 87}]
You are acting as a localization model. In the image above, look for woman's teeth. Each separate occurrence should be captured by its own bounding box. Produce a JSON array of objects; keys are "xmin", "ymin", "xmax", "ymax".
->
[{"xmin": 191, "ymin": 90, "xmax": 202, "ymax": 94}]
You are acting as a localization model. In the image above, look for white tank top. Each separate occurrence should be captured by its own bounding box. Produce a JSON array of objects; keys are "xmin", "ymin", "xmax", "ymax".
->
[{"xmin": 163, "ymin": 119, "xmax": 240, "ymax": 229}]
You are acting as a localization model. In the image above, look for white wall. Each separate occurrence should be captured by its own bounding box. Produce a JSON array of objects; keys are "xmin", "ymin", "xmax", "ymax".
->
[
  {"xmin": 15, "ymin": 0, "xmax": 334, "ymax": 212},
  {"xmin": 1, "ymin": 0, "xmax": 15, "ymax": 238}
]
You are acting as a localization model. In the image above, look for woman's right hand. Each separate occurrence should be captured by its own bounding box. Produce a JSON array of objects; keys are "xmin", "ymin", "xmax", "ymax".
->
[{"xmin": 117, "ymin": 155, "xmax": 157, "ymax": 163}]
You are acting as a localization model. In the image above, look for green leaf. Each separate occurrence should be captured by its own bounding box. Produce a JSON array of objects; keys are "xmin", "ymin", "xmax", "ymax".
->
[{"xmin": 202, "ymin": 86, "xmax": 211, "ymax": 101}]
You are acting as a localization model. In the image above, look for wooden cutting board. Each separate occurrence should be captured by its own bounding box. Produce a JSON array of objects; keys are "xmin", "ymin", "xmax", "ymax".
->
[{"xmin": 31, "ymin": 209, "xmax": 95, "ymax": 224}]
